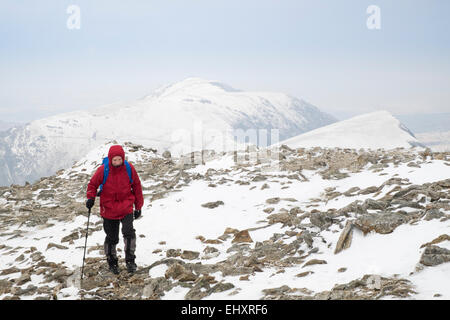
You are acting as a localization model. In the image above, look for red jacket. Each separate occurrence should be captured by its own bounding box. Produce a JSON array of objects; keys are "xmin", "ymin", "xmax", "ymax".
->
[{"xmin": 86, "ymin": 145, "xmax": 144, "ymax": 220}]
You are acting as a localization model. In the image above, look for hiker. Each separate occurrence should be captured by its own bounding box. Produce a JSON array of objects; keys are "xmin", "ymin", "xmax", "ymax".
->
[{"xmin": 85, "ymin": 145, "xmax": 144, "ymax": 274}]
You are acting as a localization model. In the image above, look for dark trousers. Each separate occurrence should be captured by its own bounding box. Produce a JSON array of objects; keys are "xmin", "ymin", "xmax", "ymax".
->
[{"xmin": 103, "ymin": 213, "xmax": 136, "ymax": 262}]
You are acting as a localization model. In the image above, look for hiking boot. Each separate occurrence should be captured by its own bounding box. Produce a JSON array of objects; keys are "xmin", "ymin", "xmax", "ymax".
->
[
  {"xmin": 107, "ymin": 258, "xmax": 120, "ymax": 275},
  {"xmin": 126, "ymin": 260, "xmax": 137, "ymax": 273}
]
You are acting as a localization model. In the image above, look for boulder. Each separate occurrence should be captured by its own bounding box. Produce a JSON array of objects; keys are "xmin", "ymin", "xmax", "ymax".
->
[
  {"xmin": 334, "ymin": 221, "xmax": 353, "ymax": 254},
  {"xmin": 354, "ymin": 211, "xmax": 411, "ymax": 235},
  {"xmin": 420, "ymin": 245, "xmax": 450, "ymax": 267},
  {"xmin": 232, "ymin": 230, "xmax": 253, "ymax": 244}
]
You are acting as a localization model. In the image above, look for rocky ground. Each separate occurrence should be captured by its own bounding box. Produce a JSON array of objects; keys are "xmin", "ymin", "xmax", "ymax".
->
[{"xmin": 0, "ymin": 142, "xmax": 449, "ymax": 300}]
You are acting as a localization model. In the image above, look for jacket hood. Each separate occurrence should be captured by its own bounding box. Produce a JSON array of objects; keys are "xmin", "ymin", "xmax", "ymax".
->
[{"xmin": 108, "ymin": 145, "xmax": 125, "ymax": 166}]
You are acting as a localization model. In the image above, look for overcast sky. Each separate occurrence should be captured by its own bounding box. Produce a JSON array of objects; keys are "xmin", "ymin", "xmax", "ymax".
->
[{"xmin": 1, "ymin": 0, "xmax": 449, "ymax": 123}]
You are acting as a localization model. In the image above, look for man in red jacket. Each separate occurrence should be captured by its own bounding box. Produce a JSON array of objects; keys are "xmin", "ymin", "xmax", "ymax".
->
[{"xmin": 86, "ymin": 145, "xmax": 144, "ymax": 274}]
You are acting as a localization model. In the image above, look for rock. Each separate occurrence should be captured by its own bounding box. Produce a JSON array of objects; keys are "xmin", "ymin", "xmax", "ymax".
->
[
  {"xmin": 16, "ymin": 273, "xmax": 31, "ymax": 286},
  {"xmin": 201, "ymin": 201, "xmax": 224, "ymax": 209},
  {"xmin": 202, "ymin": 246, "xmax": 219, "ymax": 260},
  {"xmin": 310, "ymin": 212, "xmax": 335, "ymax": 229},
  {"xmin": 252, "ymin": 175, "xmax": 267, "ymax": 182},
  {"xmin": 223, "ymin": 227, "xmax": 239, "ymax": 235},
  {"xmin": 261, "ymin": 183, "xmax": 270, "ymax": 190},
  {"xmin": 162, "ymin": 151, "xmax": 172, "ymax": 159},
  {"xmin": 363, "ymin": 199, "xmax": 388, "ymax": 211},
  {"xmin": 166, "ymin": 249, "xmax": 181, "ymax": 258},
  {"xmin": 338, "ymin": 267, "xmax": 347, "ymax": 273},
  {"xmin": 165, "ymin": 263, "xmax": 197, "ymax": 282},
  {"xmin": 262, "ymin": 285, "xmax": 291, "ymax": 296},
  {"xmin": 61, "ymin": 232, "xmax": 79, "ymax": 243},
  {"xmin": 334, "ymin": 221, "xmax": 353, "ymax": 254},
  {"xmin": 181, "ymin": 250, "xmax": 200, "ymax": 260},
  {"xmin": 354, "ymin": 211, "xmax": 412, "ymax": 235},
  {"xmin": 419, "ymin": 245, "xmax": 450, "ymax": 267},
  {"xmin": 204, "ymin": 239, "xmax": 223, "ymax": 244},
  {"xmin": 420, "ymin": 234, "xmax": 450, "ymax": 249},
  {"xmin": 314, "ymin": 275, "xmax": 416, "ymax": 300},
  {"xmin": 263, "ymin": 207, "xmax": 275, "ymax": 214},
  {"xmin": 296, "ymin": 271, "xmax": 314, "ymax": 278},
  {"xmin": 266, "ymin": 197, "xmax": 280, "ymax": 204},
  {"xmin": 267, "ymin": 212, "xmax": 299, "ymax": 227},
  {"xmin": 232, "ymin": 230, "xmax": 253, "ymax": 243},
  {"xmin": 142, "ymin": 277, "xmax": 174, "ymax": 299},
  {"xmin": 0, "ymin": 279, "xmax": 12, "ymax": 295},
  {"xmin": 46, "ymin": 243, "xmax": 69, "ymax": 250},
  {"xmin": 358, "ymin": 186, "xmax": 380, "ymax": 195},
  {"xmin": 302, "ymin": 259, "xmax": 327, "ymax": 268},
  {"xmin": 297, "ymin": 231, "xmax": 314, "ymax": 248},
  {"xmin": 424, "ymin": 209, "xmax": 445, "ymax": 221},
  {"xmin": 343, "ymin": 186, "xmax": 360, "ymax": 196},
  {"xmin": 210, "ymin": 281, "xmax": 235, "ymax": 293}
]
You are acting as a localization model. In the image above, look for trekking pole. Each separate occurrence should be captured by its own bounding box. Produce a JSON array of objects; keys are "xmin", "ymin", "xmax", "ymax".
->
[{"xmin": 81, "ymin": 207, "xmax": 91, "ymax": 282}]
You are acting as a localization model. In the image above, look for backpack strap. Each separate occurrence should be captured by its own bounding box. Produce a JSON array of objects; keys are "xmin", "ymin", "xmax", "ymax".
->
[
  {"xmin": 97, "ymin": 157, "xmax": 110, "ymax": 196},
  {"xmin": 124, "ymin": 160, "xmax": 134, "ymax": 185}
]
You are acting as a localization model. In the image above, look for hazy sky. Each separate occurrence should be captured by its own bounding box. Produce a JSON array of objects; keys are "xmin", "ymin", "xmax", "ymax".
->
[{"xmin": 1, "ymin": 0, "xmax": 449, "ymax": 123}]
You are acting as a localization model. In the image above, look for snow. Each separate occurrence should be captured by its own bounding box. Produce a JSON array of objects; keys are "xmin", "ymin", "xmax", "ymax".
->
[
  {"xmin": 0, "ymin": 139, "xmax": 449, "ymax": 300},
  {"xmin": 278, "ymin": 110, "xmax": 424, "ymax": 150}
]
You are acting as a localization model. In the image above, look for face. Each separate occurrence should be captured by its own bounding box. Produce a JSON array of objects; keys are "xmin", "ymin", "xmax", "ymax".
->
[{"xmin": 111, "ymin": 156, "xmax": 123, "ymax": 167}]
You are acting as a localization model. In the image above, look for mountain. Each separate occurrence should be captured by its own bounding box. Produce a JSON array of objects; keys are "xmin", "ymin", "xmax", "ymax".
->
[
  {"xmin": 0, "ymin": 141, "xmax": 449, "ymax": 300},
  {"xmin": 278, "ymin": 110, "xmax": 425, "ymax": 150},
  {"xmin": 0, "ymin": 77, "xmax": 337, "ymax": 187}
]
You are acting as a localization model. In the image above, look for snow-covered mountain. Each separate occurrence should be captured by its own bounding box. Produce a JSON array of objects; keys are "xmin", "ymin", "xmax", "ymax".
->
[
  {"xmin": 0, "ymin": 141, "xmax": 449, "ymax": 300},
  {"xmin": 278, "ymin": 110, "xmax": 425, "ymax": 150},
  {"xmin": 0, "ymin": 77, "xmax": 337, "ymax": 187}
]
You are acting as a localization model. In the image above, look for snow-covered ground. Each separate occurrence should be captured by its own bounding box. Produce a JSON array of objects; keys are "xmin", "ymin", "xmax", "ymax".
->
[{"xmin": 0, "ymin": 142, "xmax": 448, "ymax": 300}]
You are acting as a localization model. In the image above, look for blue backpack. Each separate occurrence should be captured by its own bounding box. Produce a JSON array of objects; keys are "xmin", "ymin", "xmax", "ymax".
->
[{"xmin": 97, "ymin": 157, "xmax": 133, "ymax": 196}]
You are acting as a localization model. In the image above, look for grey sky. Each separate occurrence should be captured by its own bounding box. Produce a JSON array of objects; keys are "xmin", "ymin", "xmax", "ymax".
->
[{"xmin": 1, "ymin": 0, "xmax": 449, "ymax": 123}]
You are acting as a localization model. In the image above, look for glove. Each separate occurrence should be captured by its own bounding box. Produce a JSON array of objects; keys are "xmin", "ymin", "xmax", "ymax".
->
[
  {"xmin": 134, "ymin": 209, "xmax": 142, "ymax": 219},
  {"xmin": 86, "ymin": 198, "xmax": 95, "ymax": 209}
]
